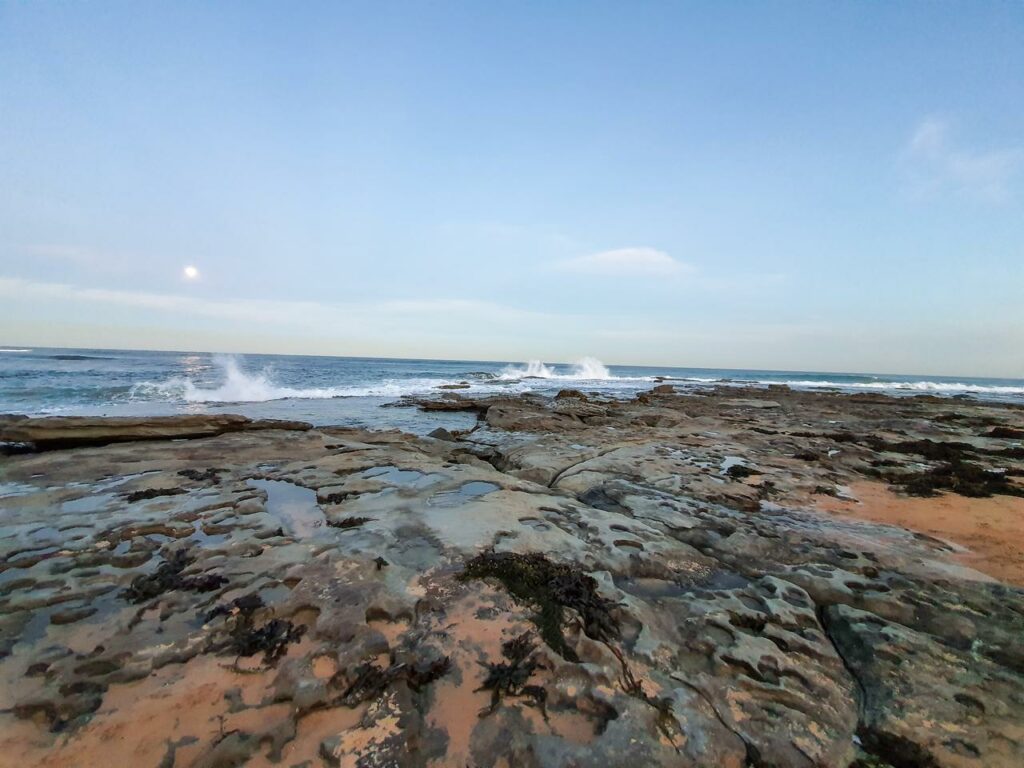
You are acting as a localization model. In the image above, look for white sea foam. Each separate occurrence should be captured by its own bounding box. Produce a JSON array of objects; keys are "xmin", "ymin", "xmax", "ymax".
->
[
  {"xmin": 131, "ymin": 356, "xmax": 355, "ymax": 403},
  {"xmin": 125, "ymin": 354, "xmax": 1024, "ymax": 405},
  {"xmin": 132, "ymin": 356, "xmax": 505, "ymax": 403},
  {"xmin": 762, "ymin": 379, "xmax": 1024, "ymax": 396},
  {"xmin": 498, "ymin": 357, "xmax": 619, "ymax": 381},
  {"xmin": 0, "ymin": 348, "xmax": 31, "ymax": 353}
]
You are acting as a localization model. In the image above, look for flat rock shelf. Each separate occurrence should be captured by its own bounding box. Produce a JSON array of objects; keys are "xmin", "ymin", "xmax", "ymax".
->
[{"xmin": 2, "ymin": 385, "xmax": 1023, "ymax": 767}]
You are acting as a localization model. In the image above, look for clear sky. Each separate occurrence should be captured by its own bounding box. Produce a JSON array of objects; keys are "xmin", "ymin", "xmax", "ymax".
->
[{"xmin": 1, "ymin": 1, "xmax": 1022, "ymax": 376}]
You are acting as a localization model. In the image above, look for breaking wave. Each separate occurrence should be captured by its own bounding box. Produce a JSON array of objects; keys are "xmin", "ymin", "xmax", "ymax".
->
[
  {"xmin": 131, "ymin": 357, "xmax": 355, "ymax": 403},
  {"xmin": 121, "ymin": 354, "xmax": 1024, "ymax": 406},
  {"xmin": 498, "ymin": 357, "xmax": 618, "ymax": 381},
  {"xmin": 767, "ymin": 379, "xmax": 1024, "ymax": 396}
]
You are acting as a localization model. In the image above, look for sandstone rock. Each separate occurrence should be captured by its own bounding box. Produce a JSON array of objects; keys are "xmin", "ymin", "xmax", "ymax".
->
[
  {"xmin": 0, "ymin": 414, "xmax": 311, "ymax": 450},
  {"xmin": 554, "ymin": 388, "xmax": 589, "ymax": 400},
  {"xmin": 4, "ymin": 387, "xmax": 1024, "ymax": 766},
  {"xmin": 826, "ymin": 604, "xmax": 1024, "ymax": 767}
]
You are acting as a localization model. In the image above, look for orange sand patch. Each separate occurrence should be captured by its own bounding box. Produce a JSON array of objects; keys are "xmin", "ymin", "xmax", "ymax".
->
[
  {"xmin": 0, "ymin": 654, "xmax": 275, "ymax": 768},
  {"xmin": 816, "ymin": 481, "xmax": 1024, "ymax": 586},
  {"xmin": 246, "ymin": 704, "xmax": 367, "ymax": 768},
  {"xmin": 0, "ymin": 630, "xmax": 327, "ymax": 768},
  {"xmin": 425, "ymin": 590, "xmax": 531, "ymax": 767}
]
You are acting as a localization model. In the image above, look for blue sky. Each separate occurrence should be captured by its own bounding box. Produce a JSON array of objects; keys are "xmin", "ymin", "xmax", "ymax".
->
[{"xmin": 1, "ymin": 1, "xmax": 1022, "ymax": 376}]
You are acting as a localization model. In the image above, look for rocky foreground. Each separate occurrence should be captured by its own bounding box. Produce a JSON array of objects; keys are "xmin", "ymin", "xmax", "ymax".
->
[{"xmin": 1, "ymin": 386, "xmax": 1024, "ymax": 767}]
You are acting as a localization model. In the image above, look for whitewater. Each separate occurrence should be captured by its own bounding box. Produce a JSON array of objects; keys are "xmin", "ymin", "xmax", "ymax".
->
[{"xmin": 1, "ymin": 348, "xmax": 1022, "ymax": 429}]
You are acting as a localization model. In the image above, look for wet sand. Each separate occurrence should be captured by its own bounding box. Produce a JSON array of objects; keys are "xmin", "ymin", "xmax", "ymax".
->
[{"xmin": 817, "ymin": 481, "xmax": 1024, "ymax": 587}]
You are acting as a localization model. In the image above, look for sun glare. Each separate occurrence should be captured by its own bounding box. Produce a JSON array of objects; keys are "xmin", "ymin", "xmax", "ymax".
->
[{"xmin": 183, "ymin": 265, "xmax": 199, "ymax": 279}]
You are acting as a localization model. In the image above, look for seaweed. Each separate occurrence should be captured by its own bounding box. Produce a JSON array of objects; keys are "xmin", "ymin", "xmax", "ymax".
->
[
  {"xmin": 320, "ymin": 491, "xmax": 354, "ymax": 504},
  {"xmin": 986, "ymin": 426, "xmax": 1024, "ymax": 439},
  {"xmin": 793, "ymin": 450, "xmax": 821, "ymax": 461},
  {"xmin": 460, "ymin": 551, "xmax": 619, "ymax": 661},
  {"xmin": 125, "ymin": 487, "xmax": 186, "ymax": 503},
  {"xmin": 122, "ymin": 549, "xmax": 227, "ymax": 603},
  {"xmin": 896, "ymin": 462, "xmax": 1024, "ymax": 499},
  {"xmin": 326, "ymin": 516, "xmax": 371, "ymax": 529},
  {"xmin": 178, "ymin": 468, "xmax": 227, "ymax": 484},
  {"xmin": 725, "ymin": 464, "xmax": 758, "ymax": 480},
  {"xmin": 865, "ymin": 437, "xmax": 975, "ymax": 463},
  {"xmin": 338, "ymin": 656, "xmax": 452, "ymax": 706},
  {"xmin": 860, "ymin": 437, "xmax": 1024, "ymax": 498},
  {"xmin": 206, "ymin": 593, "xmax": 305, "ymax": 665},
  {"xmin": 229, "ymin": 618, "xmax": 304, "ymax": 663},
  {"xmin": 791, "ymin": 431, "xmax": 860, "ymax": 444},
  {"xmin": 476, "ymin": 632, "xmax": 546, "ymax": 718}
]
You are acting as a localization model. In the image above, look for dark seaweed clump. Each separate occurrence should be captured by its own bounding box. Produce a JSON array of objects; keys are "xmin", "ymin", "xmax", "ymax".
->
[
  {"xmin": 477, "ymin": 631, "xmax": 547, "ymax": 718},
  {"xmin": 460, "ymin": 551, "xmax": 619, "ymax": 661},
  {"xmin": 178, "ymin": 467, "xmax": 227, "ymax": 484},
  {"xmin": 206, "ymin": 593, "xmax": 305, "ymax": 665},
  {"xmin": 793, "ymin": 450, "xmax": 821, "ymax": 461},
  {"xmin": 122, "ymin": 549, "xmax": 227, "ymax": 603},
  {"xmin": 125, "ymin": 487, "xmax": 186, "ymax": 503},
  {"xmin": 866, "ymin": 437, "xmax": 975, "ymax": 463},
  {"xmin": 986, "ymin": 426, "xmax": 1024, "ymax": 439},
  {"xmin": 326, "ymin": 516, "xmax": 372, "ymax": 529},
  {"xmin": 897, "ymin": 462, "xmax": 1023, "ymax": 499},
  {"xmin": 338, "ymin": 656, "xmax": 452, "ymax": 706},
  {"xmin": 864, "ymin": 438, "xmax": 1024, "ymax": 498},
  {"xmin": 725, "ymin": 463, "xmax": 758, "ymax": 480}
]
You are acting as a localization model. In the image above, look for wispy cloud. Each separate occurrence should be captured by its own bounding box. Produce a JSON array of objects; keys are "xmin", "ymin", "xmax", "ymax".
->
[
  {"xmin": 553, "ymin": 247, "xmax": 692, "ymax": 277},
  {"xmin": 23, "ymin": 244, "xmax": 107, "ymax": 265},
  {"xmin": 902, "ymin": 117, "xmax": 1024, "ymax": 201},
  {"xmin": 0, "ymin": 277, "xmax": 553, "ymax": 330}
]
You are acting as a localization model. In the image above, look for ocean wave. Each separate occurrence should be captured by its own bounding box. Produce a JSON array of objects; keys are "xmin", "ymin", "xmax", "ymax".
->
[
  {"xmin": 131, "ymin": 356, "xmax": 511, "ymax": 403},
  {"xmin": 130, "ymin": 357, "xmax": 354, "ymax": 403},
  {"xmin": 498, "ymin": 357, "xmax": 623, "ymax": 381},
  {"xmin": 121, "ymin": 354, "xmax": 1024, "ymax": 406},
  {"xmin": 0, "ymin": 348, "xmax": 31, "ymax": 353},
  {"xmin": 763, "ymin": 379, "xmax": 1024, "ymax": 396}
]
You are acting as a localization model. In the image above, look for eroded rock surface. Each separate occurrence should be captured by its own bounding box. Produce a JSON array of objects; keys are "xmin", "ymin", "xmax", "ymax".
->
[
  {"xmin": 0, "ymin": 414, "xmax": 311, "ymax": 451},
  {"xmin": 2, "ymin": 388, "xmax": 1023, "ymax": 767}
]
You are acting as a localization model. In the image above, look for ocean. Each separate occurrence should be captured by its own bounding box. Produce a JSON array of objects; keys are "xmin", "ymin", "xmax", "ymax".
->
[{"xmin": 1, "ymin": 347, "xmax": 1022, "ymax": 433}]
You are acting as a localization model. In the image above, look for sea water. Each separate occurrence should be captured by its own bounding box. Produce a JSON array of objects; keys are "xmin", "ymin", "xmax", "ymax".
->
[{"xmin": 1, "ymin": 347, "xmax": 1022, "ymax": 430}]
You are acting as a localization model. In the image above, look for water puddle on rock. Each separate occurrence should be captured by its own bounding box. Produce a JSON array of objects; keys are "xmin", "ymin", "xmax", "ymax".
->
[
  {"xmin": 718, "ymin": 456, "xmax": 748, "ymax": 475},
  {"xmin": 60, "ymin": 493, "xmax": 117, "ymax": 515},
  {"xmin": 427, "ymin": 482, "xmax": 500, "ymax": 508},
  {"xmin": 359, "ymin": 466, "xmax": 444, "ymax": 489},
  {"xmin": 247, "ymin": 479, "xmax": 326, "ymax": 538},
  {"xmin": 0, "ymin": 481, "xmax": 40, "ymax": 499}
]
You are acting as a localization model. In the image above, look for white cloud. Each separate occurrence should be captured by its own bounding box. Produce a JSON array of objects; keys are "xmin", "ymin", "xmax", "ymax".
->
[
  {"xmin": 2, "ymin": 276, "xmax": 1020, "ymax": 377},
  {"xmin": 903, "ymin": 117, "xmax": 1024, "ymax": 201},
  {"xmin": 553, "ymin": 247, "xmax": 691, "ymax": 277},
  {"xmin": 0, "ymin": 277, "xmax": 552, "ymax": 330}
]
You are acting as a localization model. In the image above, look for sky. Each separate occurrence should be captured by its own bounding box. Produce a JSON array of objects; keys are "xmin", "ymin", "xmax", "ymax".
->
[{"xmin": 1, "ymin": 2, "xmax": 1022, "ymax": 377}]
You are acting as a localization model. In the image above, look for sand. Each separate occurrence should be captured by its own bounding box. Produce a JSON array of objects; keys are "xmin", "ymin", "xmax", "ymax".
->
[{"xmin": 817, "ymin": 481, "xmax": 1024, "ymax": 586}]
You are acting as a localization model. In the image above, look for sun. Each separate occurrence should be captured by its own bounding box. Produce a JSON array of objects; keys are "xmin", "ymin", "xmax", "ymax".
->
[{"xmin": 183, "ymin": 265, "xmax": 199, "ymax": 280}]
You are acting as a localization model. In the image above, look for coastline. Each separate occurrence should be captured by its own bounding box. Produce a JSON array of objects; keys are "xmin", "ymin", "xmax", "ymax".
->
[{"xmin": 2, "ymin": 385, "xmax": 1023, "ymax": 766}]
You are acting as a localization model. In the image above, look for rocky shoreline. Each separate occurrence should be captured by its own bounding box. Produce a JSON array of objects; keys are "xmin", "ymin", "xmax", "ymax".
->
[{"xmin": 1, "ymin": 386, "xmax": 1023, "ymax": 767}]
